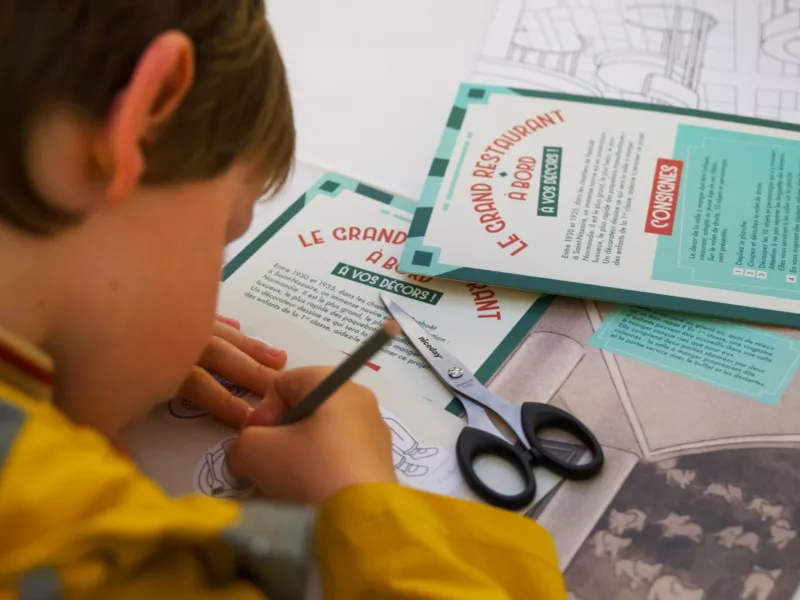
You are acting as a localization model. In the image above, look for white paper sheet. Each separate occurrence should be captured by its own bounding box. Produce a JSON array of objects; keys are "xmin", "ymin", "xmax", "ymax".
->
[{"xmin": 475, "ymin": 0, "xmax": 800, "ymax": 124}]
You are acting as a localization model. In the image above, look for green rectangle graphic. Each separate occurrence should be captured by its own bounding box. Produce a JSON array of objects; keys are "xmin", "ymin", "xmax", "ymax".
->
[
  {"xmin": 538, "ymin": 146, "xmax": 562, "ymax": 217},
  {"xmin": 331, "ymin": 263, "xmax": 442, "ymax": 305}
]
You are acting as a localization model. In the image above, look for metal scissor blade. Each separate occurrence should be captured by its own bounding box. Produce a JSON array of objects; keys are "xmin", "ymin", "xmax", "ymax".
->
[
  {"xmin": 380, "ymin": 293, "xmax": 477, "ymax": 391},
  {"xmin": 380, "ymin": 293, "xmax": 528, "ymax": 447}
]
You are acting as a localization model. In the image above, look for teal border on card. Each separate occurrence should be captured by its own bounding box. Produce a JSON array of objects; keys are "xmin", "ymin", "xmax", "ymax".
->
[
  {"xmin": 437, "ymin": 268, "xmax": 800, "ymax": 328},
  {"xmin": 222, "ymin": 173, "xmax": 553, "ymax": 406},
  {"xmin": 400, "ymin": 83, "xmax": 800, "ymax": 329}
]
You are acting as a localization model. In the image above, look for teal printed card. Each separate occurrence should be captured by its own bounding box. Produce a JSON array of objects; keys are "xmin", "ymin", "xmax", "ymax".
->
[
  {"xmin": 400, "ymin": 83, "xmax": 800, "ymax": 328},
  {"xmin": 589, "ymin": 306, "xmax": 800, "ymax": 405}
]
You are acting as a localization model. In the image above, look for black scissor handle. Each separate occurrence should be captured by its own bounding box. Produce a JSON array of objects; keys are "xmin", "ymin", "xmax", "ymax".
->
[
  {"xmin": 521, "ymin": 403, "xmax": 604, "ymax": 480},
  {"xmin": 456, "ymin": 426, "xmax": 537, "ymax": 511}
]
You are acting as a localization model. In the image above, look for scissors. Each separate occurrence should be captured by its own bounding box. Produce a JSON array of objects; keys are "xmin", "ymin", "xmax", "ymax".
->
[{"xmin": 381, "ymin": 293, "xmax": 604, "ymax": 511}]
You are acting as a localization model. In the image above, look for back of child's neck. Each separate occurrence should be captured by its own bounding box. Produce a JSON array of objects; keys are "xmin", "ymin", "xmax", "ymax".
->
[{"xmin": 0, "ymin": 223, "xmax": 66, "ymax": 354}]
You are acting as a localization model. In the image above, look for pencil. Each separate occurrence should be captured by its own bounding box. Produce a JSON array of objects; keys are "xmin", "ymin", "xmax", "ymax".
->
[{"xmin": 278, "ymin": 319, "xmax": 402, "ymax": 425}]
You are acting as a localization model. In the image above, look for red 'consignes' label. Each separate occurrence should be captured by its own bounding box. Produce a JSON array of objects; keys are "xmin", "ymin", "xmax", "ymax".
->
[{"xmin": 645, "ymin": 159, "xmax": 683, "ymax": 236}]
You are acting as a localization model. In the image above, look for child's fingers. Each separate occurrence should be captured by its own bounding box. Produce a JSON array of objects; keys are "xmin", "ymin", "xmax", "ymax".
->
[
  {"xmin": 226, "ymin": 426, "xmax": 302, "ymax": 489},
  {"xmin": 215, "ymin": 313, "xmax": 241, "ymax": 330},
  {"xmin": 211, "ymin": 320, "xmax": 287, "ymax": 370},
  {"xmin": 245, "ymin": 366, "xmax": 335, "ymax": 427},
  {"xmin": 198, "ymin": 335, "xmax": 280, "ymax": 396},
  {"xmin": 244, "ymin": 392, "xmax": 289, "ymax": 428},
  {"xmin": 179, "ymin": 366, "xmax": 253, "ymax": 429}
]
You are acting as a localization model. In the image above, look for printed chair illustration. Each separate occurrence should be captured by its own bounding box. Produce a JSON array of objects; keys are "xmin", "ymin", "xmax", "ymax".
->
[
  {"xmin": 596, "ymin": 5, "xmax": 717, "ymax": 108},
  {"xmin": 762, "ymin": 1, "xmax": 800, "ymax": 66},
  {"xmin": 475, "ymin": 6, "xmax": 601, "ymax": 96}
]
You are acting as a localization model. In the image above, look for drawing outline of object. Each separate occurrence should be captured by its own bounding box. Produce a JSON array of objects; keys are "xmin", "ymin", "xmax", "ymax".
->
[
  {"xmin": 609, "ymin": 508, "xmax": 647, "ymax": 535},
  {"xmin": 194, "ymin": 438, "xmax": 253, "ymax": 499},
  {"xmin": 769, "ymin": 519, "xmax": 797, "ymax": 550},
  {"xmin": 614, "ymin": 559, "xmax": 663, "ymax": 590},
  {"xmin": 592, "ymin": 530, "xmax": 632, "ymax": 561},
  {"xmin": 385, "ymin": 416, "xmax": 439, "ymax": 478},
  {"xmin": 474, "ymin": 5, "xmax": 602, "ymax": 96},
  {"xmin": 168, "ymin": 396, "xmax": 210, "ymax": 419},
  {"xmin": 647, "ymin": 575, "xmax": 705, "ymax": 600},
  {"xmin": 741, "ymin": 566, "xmax": 783, "ymax": 600},
  {"xmin": 746, "ymin": 497, "xmax": 784, "ymax": 521},
  {"xmin": 702, "ymin": 482, "xmax": 744, "ymax": 504},
  {"xmin": 204, "ymin": 452, "xmax": 225, "ymax": 497},
  {"xmin": 713, "ymin": 526, "xmax": 761, "ymax": 553},
  {"xmin": 594, "ymin": 5, "xmax": 718, "ymax": 108},
  {"xmin": 762, "ymin": 3, "xmax": 800, "ymax": 67},
  {"xmin": 656, "ymin": 513, "xmax": 703, "ymax": 543},
  {"xmin": 665, "ymin": 467, "xmax": 696, "ymax": 489},
  {"xmin": 480, "ymin": 0, "xmax": 800, "ymax": 123},
  {"xmin": 507, "ymin": 8, "xmax": 587, "ymax": 75}
]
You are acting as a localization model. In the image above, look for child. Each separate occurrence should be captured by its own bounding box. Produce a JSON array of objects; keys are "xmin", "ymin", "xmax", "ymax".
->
[{"xmin": 0, "ymin": 1, "xmax": 567, "ymax": 598}]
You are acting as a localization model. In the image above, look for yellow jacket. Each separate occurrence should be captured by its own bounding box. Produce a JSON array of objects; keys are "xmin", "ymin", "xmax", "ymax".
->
[{"xmin": 0, "ymin": 335, "xmax": 566, "ymax": 599}]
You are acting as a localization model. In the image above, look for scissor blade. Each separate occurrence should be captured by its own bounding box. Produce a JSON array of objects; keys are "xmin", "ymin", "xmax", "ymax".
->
[
  {"xmin": 380, "ymin": 293, "xmax": 528, "ymax": 447},
  {"xmin": 380, "ymin": 293, "xmax": 478, "ymax": 391}
]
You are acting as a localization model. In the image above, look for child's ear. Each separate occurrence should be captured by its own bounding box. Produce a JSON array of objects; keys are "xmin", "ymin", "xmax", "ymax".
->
[{"xmin": 99, "ymin": 31, "xmax": 195, "ymax": 203}]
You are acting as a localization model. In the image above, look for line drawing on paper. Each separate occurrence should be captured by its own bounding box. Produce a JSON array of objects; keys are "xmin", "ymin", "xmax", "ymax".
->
[
  {"xmin": 168, "ymin": 396, "xmax": 210, "ymax": 420},
  {"xmin": 759, "ymin": 0, "xmax": 800, "ymax": 76},
  {"xmin": 475, "ymin": 0, "xmax": 800, "ymax": 124},
  {"xmin": 755, "ymin": 88, "xmax": 800, "ymax": 122},
  {"xmin": 385, "ymin": 416, "xmax": 440, "ymax": 477},
  {"xmin": 194, "ymin": 438, "xmax": 254, "ymax": 499}
]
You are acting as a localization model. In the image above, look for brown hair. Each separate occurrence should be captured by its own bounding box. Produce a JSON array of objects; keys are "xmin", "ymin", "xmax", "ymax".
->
[{"xmin": 0, "ymin": 0, "xmax": 295, "ymax": 235}]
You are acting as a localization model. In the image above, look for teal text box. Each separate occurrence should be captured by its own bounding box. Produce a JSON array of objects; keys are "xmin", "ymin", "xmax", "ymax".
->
[
  {"xmin": 653, "ymin": 125, "xmax": 800, "ymax": 300},
  {"xmin": 589, "ymin": 306, "xmax": 800, "ymax": 405}
]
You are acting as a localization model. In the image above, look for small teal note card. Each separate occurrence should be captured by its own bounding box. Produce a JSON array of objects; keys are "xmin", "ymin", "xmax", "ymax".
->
[{"xmin": 589, "ymin": 306, "xmax": 800, "ymax": 405}]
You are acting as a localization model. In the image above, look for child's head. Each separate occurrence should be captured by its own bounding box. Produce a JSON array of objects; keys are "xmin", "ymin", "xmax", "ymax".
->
[{"xmin": 0, "ymin": 1, "xmax": 293, "ymax": 435}]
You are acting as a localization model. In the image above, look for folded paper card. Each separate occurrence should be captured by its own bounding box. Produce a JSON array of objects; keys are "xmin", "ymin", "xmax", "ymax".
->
[{"xmin": 399, "ymin": 84, "xmax": 800, "ymax": 328}]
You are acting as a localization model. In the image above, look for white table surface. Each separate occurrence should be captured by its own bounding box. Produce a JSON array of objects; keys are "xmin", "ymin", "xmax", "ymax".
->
[{"xmin": 267, "ymin": 0, "xmax": 499, "ymax": 201}]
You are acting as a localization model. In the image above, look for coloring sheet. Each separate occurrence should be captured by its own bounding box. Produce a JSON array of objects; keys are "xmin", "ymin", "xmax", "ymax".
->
[
  {"xmin": 126, "ymin": 309, "xmax": 469, "ymax": 501},
  {"xmin": 222, "ymin": 171, "xmax": 550, "ymax": 414},
  {"xmin": 126, "ymin": 295, "xmax": 571, "ymax": 508},
  {"xmin": 475, "ymin": 0, "xmax": 800, "ymax": 124}
]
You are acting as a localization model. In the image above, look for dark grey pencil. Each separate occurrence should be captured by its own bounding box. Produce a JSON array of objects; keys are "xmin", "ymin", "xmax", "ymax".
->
[{"xmin": 278, "ymin": 319, "xmax": 402, "ymax": 425}]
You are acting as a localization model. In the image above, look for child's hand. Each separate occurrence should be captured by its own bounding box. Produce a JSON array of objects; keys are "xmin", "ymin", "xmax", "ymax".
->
[
  {"xmin": 227, "ymin": 367, "xmax": 398, "ymax": 505},
  {"xmin": 178, "ymin": 314, "xmax": 287, "ymax": 428}
]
